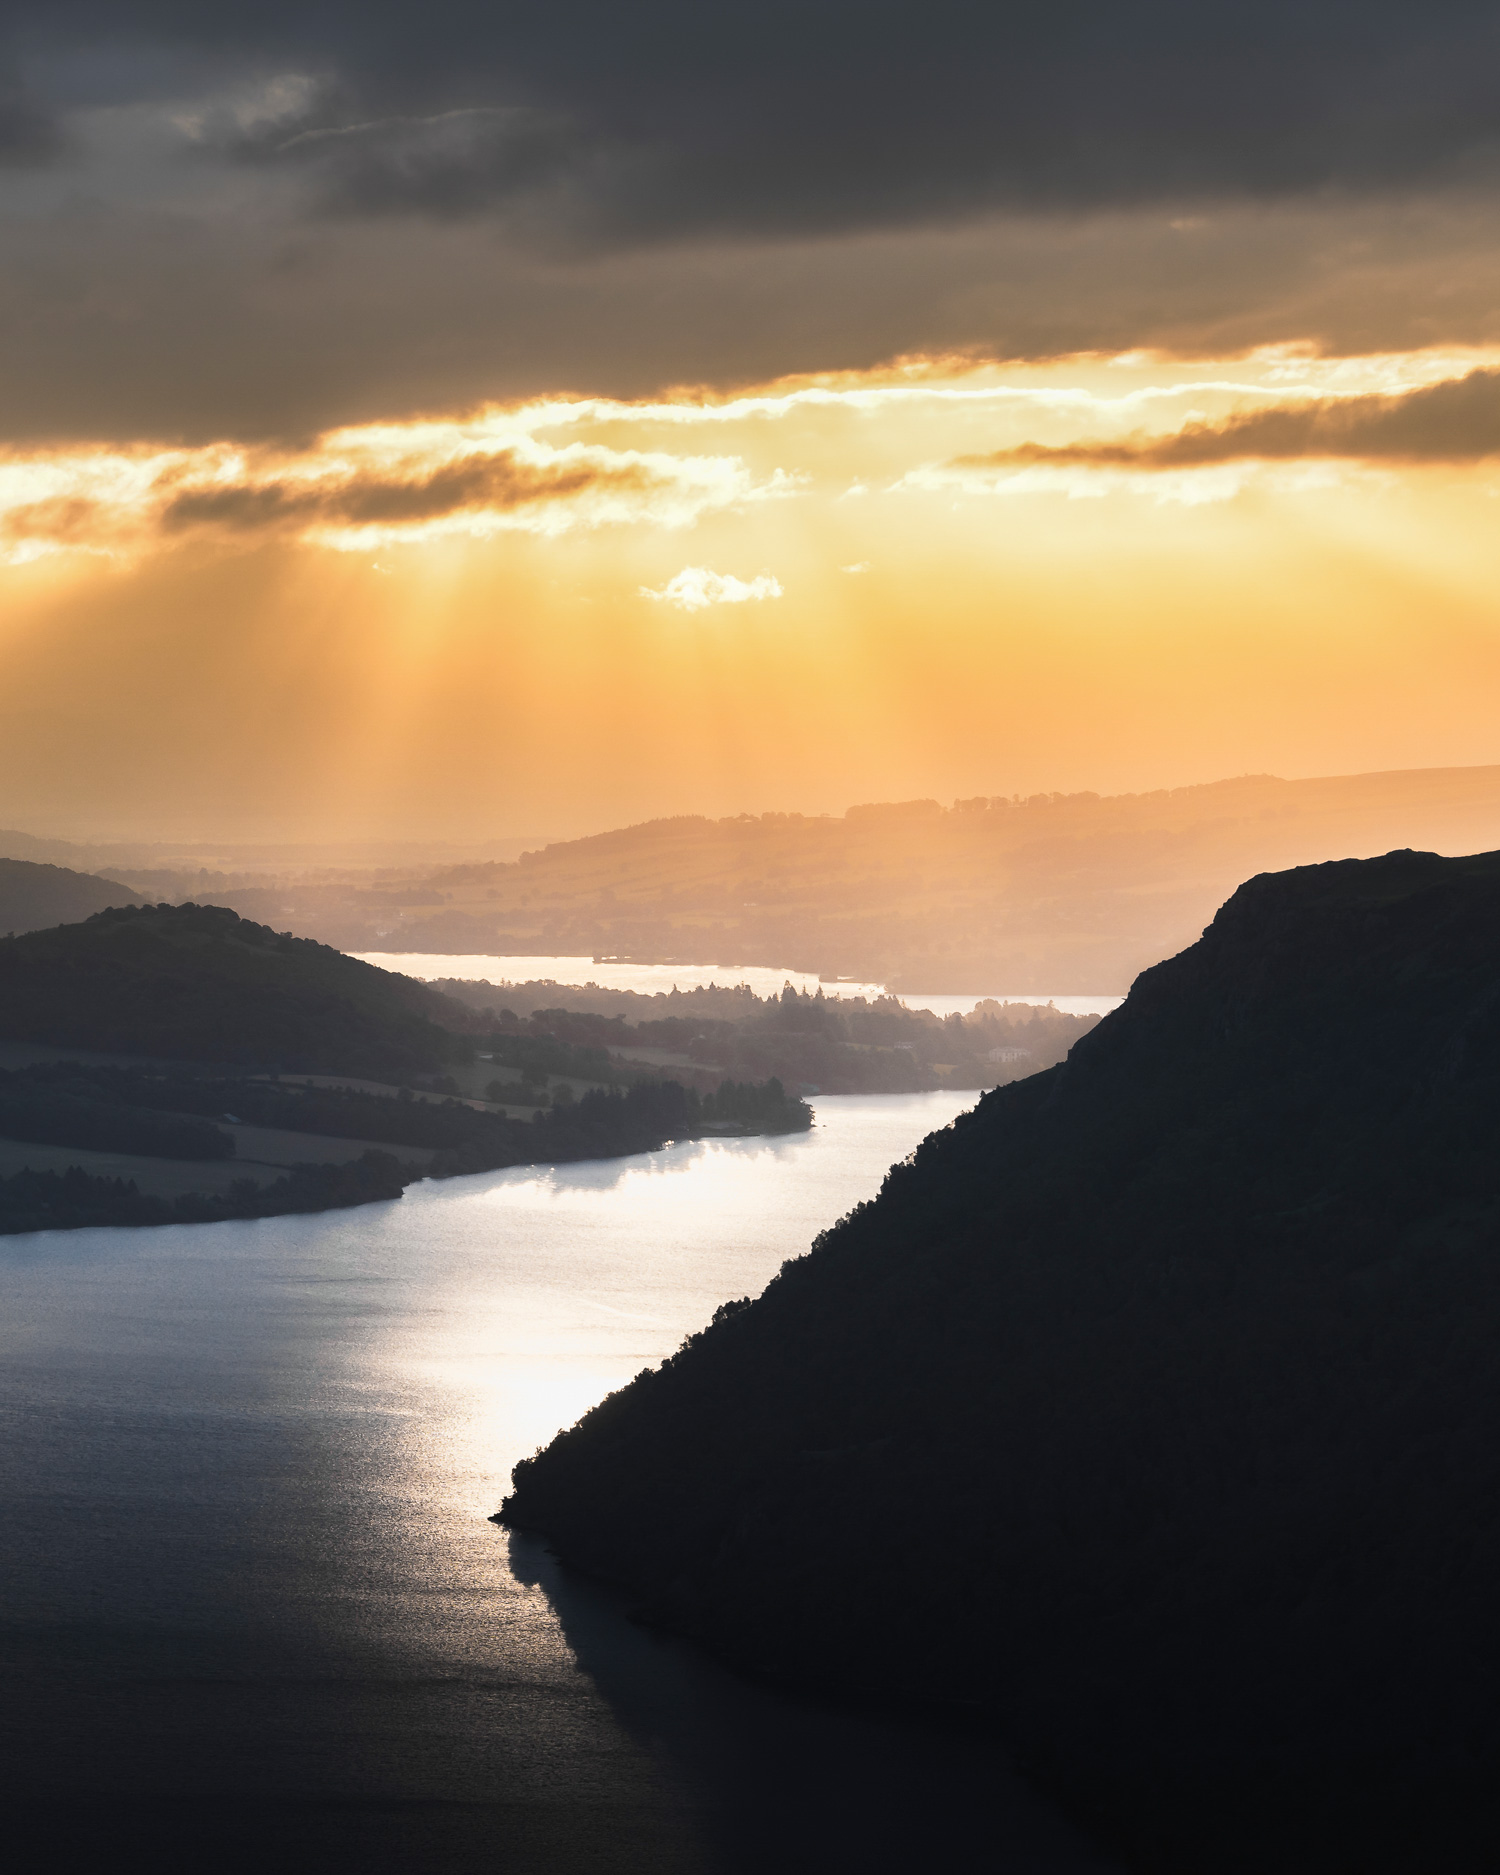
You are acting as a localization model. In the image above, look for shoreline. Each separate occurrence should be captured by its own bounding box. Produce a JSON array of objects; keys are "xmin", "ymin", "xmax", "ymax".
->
[{"xmin": 0, "ymin": 1110, "xmax": 817, "ymax": 1238}]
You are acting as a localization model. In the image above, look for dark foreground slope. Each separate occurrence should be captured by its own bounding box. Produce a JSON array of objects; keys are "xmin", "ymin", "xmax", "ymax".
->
[
  {"xmin": 0, "ymin": 902, "xmax": 469, "ymax": 1077},
  {"xmin": 502, "ymin": 848, "xmax": 1500, "ymax": 1873}
]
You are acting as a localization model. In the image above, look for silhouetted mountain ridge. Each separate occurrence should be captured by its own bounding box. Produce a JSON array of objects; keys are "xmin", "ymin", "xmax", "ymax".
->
[{"xmin": 502, "ymin": 848, "xmax": 1500, "ymax": 1872}]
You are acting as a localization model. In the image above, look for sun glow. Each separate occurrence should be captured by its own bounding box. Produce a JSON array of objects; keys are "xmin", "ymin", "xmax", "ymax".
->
[
  {"xmin": 6, "ymin": 343, "xmax": 1500, "ymax": 840},
  {"xmin": 8, "ymin": 343, "xmax": 1500, "ymax": 566}
]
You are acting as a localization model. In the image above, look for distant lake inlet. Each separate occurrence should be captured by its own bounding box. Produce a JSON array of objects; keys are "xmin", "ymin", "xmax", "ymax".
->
[{"xmin": 355, "ymin": 950, "xmax": 1125, "ymax": 1019}]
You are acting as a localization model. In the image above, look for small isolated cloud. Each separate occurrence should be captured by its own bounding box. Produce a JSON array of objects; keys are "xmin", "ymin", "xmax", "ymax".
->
[
  {"xmin": 639, "ymin": 566, "xmax": 783, "ymax": 612},
  {"xmin": 841, "ymin": 561, "xmax": 870, "ymax": 573}
]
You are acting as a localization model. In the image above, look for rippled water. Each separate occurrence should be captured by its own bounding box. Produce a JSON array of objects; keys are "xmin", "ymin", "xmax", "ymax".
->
[{"xmin": 0, "ymin": 1094, "xmax": 1118, "ymax": 1874}]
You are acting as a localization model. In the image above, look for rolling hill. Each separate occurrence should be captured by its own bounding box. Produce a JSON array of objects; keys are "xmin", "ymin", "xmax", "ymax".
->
[
  {"xmin": 0, "ymin": 902, "xmax": 470, "ymax": 1077},
  {"xmin": 0, "ymin": 857, "xmax": 142, "ymax": 936},
  {"xmin": 159, "ymin": 761, "xmax": 1500, "ymax": 992}
]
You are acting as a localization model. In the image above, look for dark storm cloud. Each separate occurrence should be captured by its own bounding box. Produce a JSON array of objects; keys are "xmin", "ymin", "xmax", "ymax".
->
[
  {"xmin": 15, "ymin": 2, "xmax": 1500, "ymax": 240},
  {"xmin": 8, "ymin": 194, "xmax": 1500, "ymax": 448},
  {"xmin": 958, "ymin": 369, "xmax": 1500, "ymax": 472},
  {"xmin": 266, "ymin": 105, "xmax": 589, "ymax": 222},
  {"xmin": 10, "ymin": 5, "xmax": 1500, "ymax": 449},
  {"xmin": 158, "ymin": 451, "xmax": 654, "ymax": 535}
]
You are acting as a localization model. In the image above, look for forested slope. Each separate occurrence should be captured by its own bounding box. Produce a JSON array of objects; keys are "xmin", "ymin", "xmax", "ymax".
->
[
  {"xmin": 503, "ymin": 847, "xmax": 1500, "ymax": 1872},
  {"xmin": 0, "ymin": 857, "xmax": 142, "ymax": 935},
  {"xmin": 0, "ymin": 902, "xmax": 470, "ymax": 1077}
]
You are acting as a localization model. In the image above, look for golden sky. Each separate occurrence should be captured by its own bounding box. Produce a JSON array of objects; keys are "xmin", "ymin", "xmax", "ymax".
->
[
  {"xmin": 6, "ymin": 8, "xmax": 1500, "ymax": 842},
  {"xmin": 5, "ymin": 344, "xmax": 1500, "ymax": 840}
]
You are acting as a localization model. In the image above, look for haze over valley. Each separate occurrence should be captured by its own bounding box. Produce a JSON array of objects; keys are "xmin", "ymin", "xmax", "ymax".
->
[{"xmin": 10, "ymin": 760, "xmax": 1500, "ymax": 992}]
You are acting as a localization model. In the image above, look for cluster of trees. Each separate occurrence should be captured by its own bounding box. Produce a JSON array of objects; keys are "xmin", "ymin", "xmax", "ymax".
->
[
  {"xmin": 438, "ymin": 979, "xmax": 1098, "ymax": 1094},
  {"xmin": 0, "ymin": 1067, "xmax": 234, "ymax": 1160},
  {"xmin": 519, "ymin": 1078, "xmax": 810, "ymax": 1163},
  {"xmin": 0, "ymin": 1061, "xmax": 504, "ymax": 1157},
  {"xmin": 478, "ymin": 1023, "xmax": 622, "ymax": 1088},
  {"xmin": 687, "ymin": 985, "xmax": 1092, "ymax": 1091},
  {"xmin": 501, "ymin": 850, "xmax": 1500, "ymax": 1873},
  {"xmin": 111, "ymin": 1067, "xmax": 519, "ymax": 1155},
  {"xmin": 0, "ymin": 1057, "xmax": 810, "ymax": 1230},
  {"xmin": 0, "ymin": 1153, "xmax": 408, "ymax": 1234},
  {"xmin": 700, "ymin": 1076, "xmax": 807, "ymax": 1130}
]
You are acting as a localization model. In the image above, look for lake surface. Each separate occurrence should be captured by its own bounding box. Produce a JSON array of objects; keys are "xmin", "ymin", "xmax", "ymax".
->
[
  {"xmin": 0, "ymin": 1093, "xmax": 1119, "ymax": 1875},
  {"xmin": 355, "ymin": 950, "xmax": 1125, "ymax": 1019}
]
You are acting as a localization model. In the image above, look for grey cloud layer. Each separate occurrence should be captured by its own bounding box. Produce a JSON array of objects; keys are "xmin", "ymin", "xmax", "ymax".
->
[
  {"xmin": 13, "ymin": 2, "xmax": 1500, "ymax": 240},
  {"xmin": 8, "ymin": 6, "xmax": 1500, "ymax": 446},
  {"xmin": 0, "ymin": 446, "xmax": 675, "ymax": 557},
  {"xmin": 158, "ymin": 452, "xmax": 648, "ymax": 534},
  {"xmin": 960, "ymin": 370, "xmax": 1500, "ymax": 472},
  {"xmin": 10, "ymin": 195, "xmax": 1500, "ymax": 448},
  {"xmin": 0, "ymin": 58, "xmax": 59, "ymax": 162}
]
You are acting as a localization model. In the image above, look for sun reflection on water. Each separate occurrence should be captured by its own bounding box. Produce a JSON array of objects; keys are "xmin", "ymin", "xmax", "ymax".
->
[
  {"xmin": 356, "ymin": 1099, "xmax": 974, "ymax": 1553},
  {"xmin": 0, "ymin": 1090, "xmax": 1121, "ymax": 1871}
]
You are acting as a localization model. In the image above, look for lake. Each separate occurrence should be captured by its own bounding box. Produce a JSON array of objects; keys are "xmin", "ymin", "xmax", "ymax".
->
[{"xmin": 0, "ymin": 1092, "xmax": 1119, "ymax": 1875}]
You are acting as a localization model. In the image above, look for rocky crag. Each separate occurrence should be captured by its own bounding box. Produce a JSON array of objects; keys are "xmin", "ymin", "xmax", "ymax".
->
[{"xmin": 502, "ymin": 849, "xmax": 1500, "ymax": 1872}]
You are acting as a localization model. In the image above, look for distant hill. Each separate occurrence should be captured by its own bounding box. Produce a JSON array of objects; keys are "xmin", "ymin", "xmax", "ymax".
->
[
  {"xmin": 503, "ymin": 848, "xmax": 1500, "ymax": 1871},
  {"xmin": 0, "ymin": 857, "xmax": 142, "ymax": 935},
  {"xmin": 157, "ymin": 761, "xmax": 1500, "ymax": 992},
  {"xmin": 24, "ymin": 765, "xmax": 1500, "ymax": 993},
  {"xmin": 0, "ymin": 827, "xmax": 548, "ymax": 872},
  {"xmin": 419, "ymin": 765, "xmax": 1500, "ymax": 991},
  {"xmin": 0, "ymin": 903, "xmax": 471, "ymax": 1077}
]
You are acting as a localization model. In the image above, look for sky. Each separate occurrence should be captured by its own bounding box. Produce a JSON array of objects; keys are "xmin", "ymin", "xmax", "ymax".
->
[{"xmin": 5, "ymin": 3, "xmax": 1500, "ymax": 842}]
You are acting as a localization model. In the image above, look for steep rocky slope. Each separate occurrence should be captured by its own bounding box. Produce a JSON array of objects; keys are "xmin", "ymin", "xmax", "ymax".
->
[{"xmin": 502, "ymin": 848, "xmax": 1500, "ymax": 1871}]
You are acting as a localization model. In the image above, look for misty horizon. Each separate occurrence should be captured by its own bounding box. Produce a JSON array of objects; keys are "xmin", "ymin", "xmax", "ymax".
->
[{"xmin": 8, "ymin": 754, "xmax": 1500, "ymax": 860}]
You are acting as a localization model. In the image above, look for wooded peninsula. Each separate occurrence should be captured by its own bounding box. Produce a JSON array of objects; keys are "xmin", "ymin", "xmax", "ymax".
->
[{"xmin": 0, "ymin": 903, "xmax": 820, "ymax": 1234}]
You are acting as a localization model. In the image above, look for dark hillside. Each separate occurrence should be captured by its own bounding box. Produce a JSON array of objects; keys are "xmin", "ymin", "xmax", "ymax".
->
[
  {"xmin": 502, "ymin": 848, "xmax": 1500, "ymax": 1872},
  {"xmin": 0, "ymin": 857, "xmax": 142, "ymax": 935},
  {"xmin": 0, "ymin": 903, "xmax": 470, "ymax": 1077}
]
